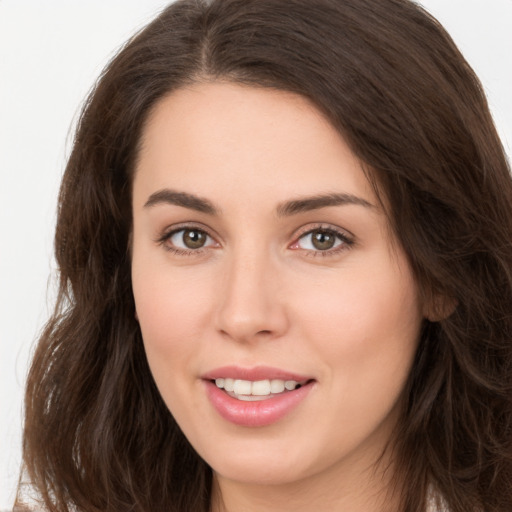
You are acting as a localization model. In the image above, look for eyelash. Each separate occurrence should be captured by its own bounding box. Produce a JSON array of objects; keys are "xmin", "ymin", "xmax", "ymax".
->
[
  {"xmin": 156, "ymin": 223, "xmax": 216, "ymax": 256},
  {"xmin": 290, "ymin": 224, "xmax": 354, "ymax": 257},
  {"xmin": 156, "ymin": 223, "xmax": 354, "ymax": 257}
]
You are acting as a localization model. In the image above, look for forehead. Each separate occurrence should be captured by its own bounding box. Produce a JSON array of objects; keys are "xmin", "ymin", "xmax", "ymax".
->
[{"xmin": 133, "ymin": 81, "xmax": 376, "ymax": 209}]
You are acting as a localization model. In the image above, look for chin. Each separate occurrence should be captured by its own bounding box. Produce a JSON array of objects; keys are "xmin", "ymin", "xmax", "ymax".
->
[
  {"xmin": 213, "ymin": 460, "xmax": 306, "ymax": 486},
  {"xmin": 196, "ymin": 436, "xmax": 321, "ymax": 486}
]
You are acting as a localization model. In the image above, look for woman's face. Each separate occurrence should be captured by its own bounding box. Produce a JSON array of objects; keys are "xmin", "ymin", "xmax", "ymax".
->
[{"xmin": 131, "ymin": 82, "xmax": 424, "ymax": 487}]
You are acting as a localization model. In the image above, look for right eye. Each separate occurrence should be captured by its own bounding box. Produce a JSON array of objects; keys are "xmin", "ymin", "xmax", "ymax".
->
[{"xmin": 159, "ymin": 227, "xmax": 218, "ymax": 254}]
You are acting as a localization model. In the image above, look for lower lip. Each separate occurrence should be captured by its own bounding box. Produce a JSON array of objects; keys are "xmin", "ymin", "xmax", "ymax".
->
[{"xmin": 204, "ymin": 380, "xmax": 314, "ymax": 427}]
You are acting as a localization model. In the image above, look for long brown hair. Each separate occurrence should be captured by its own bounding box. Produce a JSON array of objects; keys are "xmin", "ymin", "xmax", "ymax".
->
[{"xmin": 17, "ymin": 1, "xmax": 512, "ymax": 511}]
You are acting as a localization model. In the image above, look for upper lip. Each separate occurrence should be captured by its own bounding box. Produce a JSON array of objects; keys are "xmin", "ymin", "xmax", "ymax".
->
[{"xmin": 202, "ymin": 365, "xmax": 314, "ymax": 382}]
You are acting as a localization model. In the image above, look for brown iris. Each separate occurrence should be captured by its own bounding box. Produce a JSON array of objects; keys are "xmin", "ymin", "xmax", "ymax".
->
[
  {"xmin": 311, "ymin": 230, "xmax": 337, "ymax": 250},
  {"xmin": 182, "ymin": 229, "xmax": 207, "ymax": 249}
]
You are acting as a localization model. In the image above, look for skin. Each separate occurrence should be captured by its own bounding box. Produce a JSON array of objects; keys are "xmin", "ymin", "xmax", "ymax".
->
[{"xmin": 131, "ymin": 82, "xmax": 426, "ymax": 512}]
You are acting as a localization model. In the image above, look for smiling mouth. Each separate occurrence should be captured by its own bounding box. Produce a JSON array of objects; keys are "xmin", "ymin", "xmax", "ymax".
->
[{"xmin": 211, "ymin": 378, "xmax": 311, "ymax": 401}]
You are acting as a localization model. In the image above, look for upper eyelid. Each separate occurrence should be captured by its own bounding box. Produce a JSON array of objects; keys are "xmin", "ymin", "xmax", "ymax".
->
[
  {"xmin": 157, "ymin": 222, "xmax": 219, "ymax": 241},
  {"xmin": 292, "ymin": 223, "xmax": 354, "ymax": 241}
]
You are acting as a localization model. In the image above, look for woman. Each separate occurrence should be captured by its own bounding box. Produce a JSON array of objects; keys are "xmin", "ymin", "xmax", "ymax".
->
[{"xmin": 16, "ymin": 0, "xmax": 512, "ymax": 511}]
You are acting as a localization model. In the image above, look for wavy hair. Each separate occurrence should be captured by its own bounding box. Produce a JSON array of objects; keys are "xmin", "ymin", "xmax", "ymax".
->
[{"xmin": 17, "ymin": 1, "xmax": 512, "ymax": 511}]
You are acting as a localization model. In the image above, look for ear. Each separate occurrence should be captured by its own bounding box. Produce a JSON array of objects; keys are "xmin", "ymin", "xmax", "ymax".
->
[{"xmin": 423, "ymin": 293, "xmax": 457, "ymax": 322}]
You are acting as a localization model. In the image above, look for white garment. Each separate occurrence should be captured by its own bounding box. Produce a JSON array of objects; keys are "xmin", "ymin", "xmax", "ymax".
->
[{"xmin": 426, "ymin": 487, "xmax": 449, "ymax": 512}]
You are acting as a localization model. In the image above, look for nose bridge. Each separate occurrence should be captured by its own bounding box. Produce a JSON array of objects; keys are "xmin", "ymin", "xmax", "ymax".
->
[{"xmin": 215, "ymin": 241, "xmax": 287, "ymax": 342}]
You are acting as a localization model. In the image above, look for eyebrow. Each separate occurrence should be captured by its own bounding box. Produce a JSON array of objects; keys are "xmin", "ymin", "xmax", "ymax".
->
[
  {"xmin": 276, "ymin": 193, "xmax": 374, "ymax": 217},
  {"xmin": 143, "ymin": 189, "xmax": 373, "ymax": 217},
  {"xmin": 144, "ymin": 189, "xmax": 218, "ymax": 215}
]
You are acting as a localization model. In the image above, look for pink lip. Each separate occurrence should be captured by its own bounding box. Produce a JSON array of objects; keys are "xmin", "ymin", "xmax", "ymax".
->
[
  {"xmin": 202, "ymin": 366, "xmax": 315, "ymax": 427},
  {"xmin": 202, "ymin": 365, "xmax": 312, "ymax": 382}
]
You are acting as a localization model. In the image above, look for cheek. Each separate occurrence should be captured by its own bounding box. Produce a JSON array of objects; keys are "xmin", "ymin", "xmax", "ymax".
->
[
  {"xmin": 131, "ymin": 261, "xmax": 217, "ymax": 421},
  {"xmin": 131, "ymin": 257, "xmax": 214, "ymax": 367},
  {"xmin": 295, "ymin": 254, "xmax": 422, "ymax": 385},
  {"xmin": 288, "ymin": 259, "xmax": 421, "ymax": 459}
]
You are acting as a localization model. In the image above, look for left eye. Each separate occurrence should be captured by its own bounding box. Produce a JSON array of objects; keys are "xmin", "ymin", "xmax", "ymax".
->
[
  {"xmin": 168, "ymin": 228, "xmax": 215, "ymax": 250},
  {"xmin": 296, "ymin": 229, "xmax": 345, "ymax": 251}
]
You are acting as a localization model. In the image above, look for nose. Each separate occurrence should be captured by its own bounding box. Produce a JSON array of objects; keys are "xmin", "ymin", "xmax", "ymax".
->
[{"xmin": 215, "ymin": 249, "xmax": 289, "ymax": 344}]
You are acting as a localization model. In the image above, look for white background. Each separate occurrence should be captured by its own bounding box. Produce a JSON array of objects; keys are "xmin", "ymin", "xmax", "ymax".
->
[{"xmin": 1, "ymin": 1, "xmax": 511, "ymax": 508}]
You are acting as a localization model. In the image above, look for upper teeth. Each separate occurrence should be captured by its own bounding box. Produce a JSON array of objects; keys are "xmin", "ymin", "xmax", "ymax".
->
[{"xmin": 215, "ymin": 378, "xmax": 300, "ymax": 396}]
